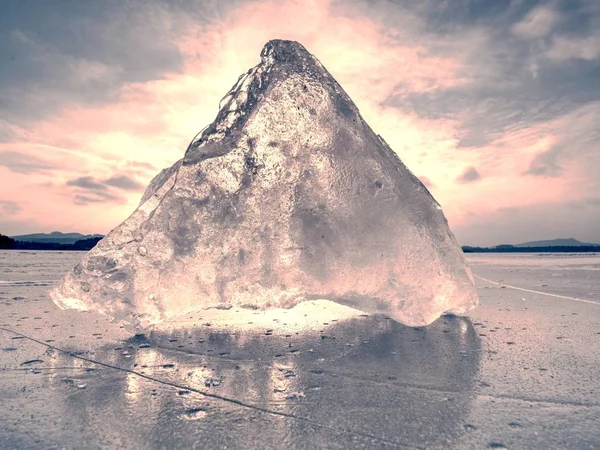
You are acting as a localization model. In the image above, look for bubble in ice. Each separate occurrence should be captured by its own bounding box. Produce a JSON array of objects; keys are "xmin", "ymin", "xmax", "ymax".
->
[{"xmin": 50, "ymin": 39, "xmax": 478, "ymax": 328}]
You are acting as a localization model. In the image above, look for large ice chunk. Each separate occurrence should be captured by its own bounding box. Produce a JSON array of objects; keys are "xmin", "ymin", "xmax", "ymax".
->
[{"xmin": 50, "ymin": 40, "xmax": 478, "ymax": 328}]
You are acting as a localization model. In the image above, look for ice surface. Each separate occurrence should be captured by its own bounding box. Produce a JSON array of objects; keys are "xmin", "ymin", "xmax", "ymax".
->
[
  {"xmin": 50, "ymin": 39, "xmax": 478, "ymax": 328},
  {"xmin": 5, "ymin": 251, "xmax": 600, "ymax": 448}
]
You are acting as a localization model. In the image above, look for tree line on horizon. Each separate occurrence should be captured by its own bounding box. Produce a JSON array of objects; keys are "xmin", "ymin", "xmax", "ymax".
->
[
  {"xmin": 0, "ymin": 234, "xmax": 102, "ymax": 251},
  {"xmin": 2, "ymin": 232, "xmax": 600, "ymax": 253}
]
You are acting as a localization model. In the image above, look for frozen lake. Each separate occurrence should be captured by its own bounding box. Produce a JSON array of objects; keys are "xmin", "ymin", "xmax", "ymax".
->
[{"xmin": 1, "ymin": 250, "xmax": 599, "ymax": 449}]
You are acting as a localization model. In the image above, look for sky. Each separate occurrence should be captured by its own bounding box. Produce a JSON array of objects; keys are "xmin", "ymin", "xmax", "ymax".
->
[{"xmin": 0, "ymin": 0, "xmax": 599, "ymax": 246}]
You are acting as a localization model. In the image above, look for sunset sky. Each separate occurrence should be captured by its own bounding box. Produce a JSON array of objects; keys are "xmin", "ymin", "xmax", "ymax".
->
[{"xmin": 0, "ymin": 0, "xmax": 599, "ymax": 246}]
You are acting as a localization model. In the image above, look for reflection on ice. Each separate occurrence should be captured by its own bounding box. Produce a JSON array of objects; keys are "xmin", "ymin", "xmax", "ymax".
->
[{"xmin": 41, "ymin": 314, "xmax": 481, "ymax": 448}]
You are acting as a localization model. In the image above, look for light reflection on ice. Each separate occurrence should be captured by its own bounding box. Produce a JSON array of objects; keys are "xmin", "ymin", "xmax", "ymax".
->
[{"xmin": 151, "ymin": 300, "xmax": 363, "ymax": 335}]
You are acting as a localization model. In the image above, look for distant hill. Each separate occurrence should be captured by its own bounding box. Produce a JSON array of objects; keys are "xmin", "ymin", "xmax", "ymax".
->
[
  {"xmin": 515, "ymin": 238, "xmax": 598, "ymax": 247},
  {"xmin": 10, "ymin": 231, "xmax": 103, "ymax": 245},
  {"xmin": 463, "ymin": 237, "xmax": 600, "ymax": 253}
]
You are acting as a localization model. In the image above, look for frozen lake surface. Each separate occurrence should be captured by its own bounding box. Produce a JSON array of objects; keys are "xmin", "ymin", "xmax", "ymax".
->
[{"xmin": 1, "ymin": 251, "xmax": 599, "ymax": 449}]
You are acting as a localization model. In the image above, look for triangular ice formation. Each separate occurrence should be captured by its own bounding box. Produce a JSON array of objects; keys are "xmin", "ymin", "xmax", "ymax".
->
[{"xmin": 50, "ymin": 40, "xmax": 478, "ymax": 328}]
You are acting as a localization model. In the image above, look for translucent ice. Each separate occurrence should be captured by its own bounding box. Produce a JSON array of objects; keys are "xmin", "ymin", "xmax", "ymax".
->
[{"xmin": 50, "ymin": 40, "xmax": 478, "ymax": 328}]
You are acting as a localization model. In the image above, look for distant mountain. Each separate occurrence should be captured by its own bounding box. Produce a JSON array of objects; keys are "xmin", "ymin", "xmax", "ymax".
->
[
  {"xmin": 462, "ymin": 237, "xmax": 600, "ymax": 253},
  {"xmin": 515, "ymin": 238, "xmax": 598, "ymax": 247},
  {"xmin": 10, "ymin": 231, "xmax": 103, "ymax": 245}
]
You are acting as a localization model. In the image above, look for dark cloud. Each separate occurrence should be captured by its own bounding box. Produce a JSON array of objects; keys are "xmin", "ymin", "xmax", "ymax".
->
[
  {"xmin": 67, "ymin": 174, "xmax": 144, "ymax": 192},
  {"xmin": 382, "ymin": 0, "xmax": 600, "ymax": 148},
  {"xmin": 0, "ymin": 151, "xmax": 55, "ymax": 173},
  {"xmin": 0, "ymin": 0, "xmax": 234, "ymax": 125},
  {"xmin": 66, "ymin": 176, "xmax": 107, "ymax": 191},
  {"xmin": 105, "ymin": 175, "xmax": 144, "ymax": 191},
  {"xmin": 457, "ymin": 166, "xmax": 481, "ymax": 183},
  {"xmin": 66, "ymin": 173, "xmax": 143, "ymax": 205}
]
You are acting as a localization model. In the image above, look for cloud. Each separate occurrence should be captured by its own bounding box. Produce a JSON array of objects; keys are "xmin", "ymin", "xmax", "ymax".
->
[
  {"xmin": 74, "ymin": 192, "xmax": 123, "ymax": 206},
  {"xmin": 66, "ymin": 176, "xmax": 107, "ymax": 191},
  {"xmin": 457, "ymin": 166, "xmax": 481, "ymax": 184},
  {"xmin": 512, "ymin": 4, "xmax": 559, "ymax": 38},
  {"xmin": 0, "ymin": 0, "xmax": 191, "ymax": 124},
  {"xmin": 65, "ymin": 174, "xmax": 144, "ymax": 205},
  {"xmin": 547, "ymin": 32, "xmax": 600, "ymax": 61},
  {"xmin": 525, "ymin": 146, "xmax": 563, "ymax": 177},
  {"xmin": 382, "ymin": 0, "xmax": 600, "ymax": 151},
  {"xmin": 0, "ymin": 151, "xmax": 55, "ymax": 173},
  {"xmin": 0, "ymin": 200, "xmax": 21, "ymax": 214},
  {"xmin": 67, "ymin": 175, "xmax": 144, "ymax": 192},
  {"xmin": 104, "ymin": 175, "xmax": 144, "ymax": 191}
]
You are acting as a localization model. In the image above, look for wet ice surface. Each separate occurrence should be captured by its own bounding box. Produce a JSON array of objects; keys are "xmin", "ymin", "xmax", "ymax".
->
[{"xmin": 2, "ymin": 251, "xmax": 600, "ymax": 449}]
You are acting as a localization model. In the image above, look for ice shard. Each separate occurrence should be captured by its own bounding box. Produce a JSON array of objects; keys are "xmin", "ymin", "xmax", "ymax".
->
[{"xmin": 50, "ymin": 40, "xmax": 478, "ymax": 328}]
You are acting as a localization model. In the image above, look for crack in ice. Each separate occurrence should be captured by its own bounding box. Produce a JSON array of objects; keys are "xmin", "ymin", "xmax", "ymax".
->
[
  {"xmin": 474, "ymin": 275, "xmax": 600, "ymax": 306},
  {"xmin": 0, "ymin": 326, "xmax": 418, "ymax": 448}
]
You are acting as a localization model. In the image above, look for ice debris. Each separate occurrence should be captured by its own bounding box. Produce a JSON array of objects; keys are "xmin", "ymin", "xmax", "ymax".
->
[{"xmin": 50, "ymin": 39, "xmax": 478, "ymax": 328}]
